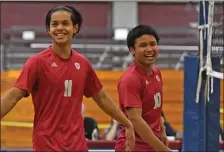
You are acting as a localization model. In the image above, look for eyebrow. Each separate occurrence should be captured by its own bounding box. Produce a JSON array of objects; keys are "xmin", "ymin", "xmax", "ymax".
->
[
  {"xmin": 51, "ymin": 20, "xmax": 69, "ymax": 23},
  {"xmin": 139, "ymin": 41, "xmax": 157, "ymax": 44}
]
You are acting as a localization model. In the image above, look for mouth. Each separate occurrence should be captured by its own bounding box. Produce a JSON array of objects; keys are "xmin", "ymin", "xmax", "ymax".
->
[
  {"xmin": 55, "ymin": 33, "xmax": 67, "ymax": 39},
  {"xmin": 144, "ymin": 54, "xmax": 155, "ymax": 60}
]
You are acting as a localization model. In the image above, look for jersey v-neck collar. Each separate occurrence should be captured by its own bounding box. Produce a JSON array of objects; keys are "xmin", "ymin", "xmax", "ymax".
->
[
  {"xmin": 133, "ymin": 62, "xmax": 154, "ymax": 78},
  {"xmin": 49, "ymin": 46, "xmax": 74, "ymax": 62}
]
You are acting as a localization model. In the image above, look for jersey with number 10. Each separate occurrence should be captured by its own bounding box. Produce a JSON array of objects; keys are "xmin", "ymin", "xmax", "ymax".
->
[
  {"xmin": 14, "ymin": 47, "xmax": 103, "ymax": 151},
  {"xmin": 115, "ymin": 62, "xmax": 163, "ymax": 151}
]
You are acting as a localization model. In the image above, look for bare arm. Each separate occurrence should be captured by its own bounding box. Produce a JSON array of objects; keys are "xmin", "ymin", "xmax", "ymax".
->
[
  {"xmin": 92, "ymin": 89, "xmax": 132, "ymax": 128},
  {"xmin": 127, "ymin": 108, "xmax": 171, "ymax": 152},
  {"xmin": 1, "ymin": 87, "xmax": 26, "ymax": 118},
  {"xmin": 105, "ymin": 120, "xmax": 119, "ymax": 140},
  {"xmin": 92, "ymin": 89, "xmax": 135, "ymax": 151}
]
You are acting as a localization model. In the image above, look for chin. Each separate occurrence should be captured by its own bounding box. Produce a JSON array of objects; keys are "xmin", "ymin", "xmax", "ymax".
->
[
  {"xmin": 55, "ymin": 39, "xmax": 69, "ymax": 45},
  {"xmin": 141, "ymin": 61, "xmax": 153, "ymax": 67},
  {"xmin": 145, "ymin": 60, "xmax": 155, "ymax": 65}
]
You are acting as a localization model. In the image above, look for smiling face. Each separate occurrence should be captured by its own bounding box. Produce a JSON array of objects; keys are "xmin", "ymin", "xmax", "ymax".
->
[
  {"xmin": 130, "ymin": 34, "xmax": 159, "ymax": 67},
  {"xmin": 47, "ymin": 10, "xmax": 78, "ymax": 45}
]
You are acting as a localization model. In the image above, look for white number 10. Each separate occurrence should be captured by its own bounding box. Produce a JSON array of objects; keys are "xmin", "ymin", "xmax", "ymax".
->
[
  {"xmin": 64, "ymin": 80, "xmax": 72, "ymax": 97},
  {"xmin": 154, "ymin": 92, "xmax": 161, "ymax": 109}
]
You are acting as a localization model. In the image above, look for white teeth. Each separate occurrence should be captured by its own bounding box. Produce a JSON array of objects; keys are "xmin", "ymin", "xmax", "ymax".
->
[
  {"xmin": 57, "ymin": 34, "xmax": 65, "ymax": 36},
  {"xmin": 145, "ymin": 55, "xmax": 154, "ymax": 57}
]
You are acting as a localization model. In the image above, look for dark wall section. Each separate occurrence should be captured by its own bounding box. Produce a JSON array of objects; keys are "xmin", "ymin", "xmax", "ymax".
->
[
  {"xmin": 1, "ymin": 2, "xmax": 111, "ymax": 29},
  {"xmin": 139, "ymin": 3, "xmax": 198, "ymax": 26}
]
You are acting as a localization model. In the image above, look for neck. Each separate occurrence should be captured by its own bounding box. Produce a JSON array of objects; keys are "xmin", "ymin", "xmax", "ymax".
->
[
  {"xmin": 135, "ymin": 60, "xmax": 153, "ymax": 74},
  {"xmin": 51, "ymin": 43, "xmax": 71, "ymax": 59}
]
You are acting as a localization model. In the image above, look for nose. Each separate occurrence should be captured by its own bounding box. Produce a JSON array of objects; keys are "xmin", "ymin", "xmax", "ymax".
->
[
  {"xmin": 146, "ymin": 44, "xmax": 153, "ymax": 52},
  {"xmin": 56, "ymin": 24, "xmax": 64, "ymax": 31}
]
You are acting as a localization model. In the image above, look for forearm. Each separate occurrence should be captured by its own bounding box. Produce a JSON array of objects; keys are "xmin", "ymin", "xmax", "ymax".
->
[
  {"xmin": 94, "ymin": 92, "xmax": 131, "ymax": 128},
  {"xmin": 1, "ymin": 88, "xmax": 23, "ymax": 118},
  {"xmin": 130, "ymin": 117, "xmax": 170, "ymax": 151},
  {"xmin": 1, "ymin": 94, "xmax": 16, "ymax": 118},
  {"xmin": 105, "ymin": 125, "xmax": 117, "ymax": 140}
]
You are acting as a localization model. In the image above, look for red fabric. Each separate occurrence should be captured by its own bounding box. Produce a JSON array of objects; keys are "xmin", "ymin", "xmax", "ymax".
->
[
  {"xmin": 14, "ymin": 47, "xmax": 102, "ymax": 151},
  {"xmin": 116, "ymin": 62, "xmax": 164, "ymax": 151}
]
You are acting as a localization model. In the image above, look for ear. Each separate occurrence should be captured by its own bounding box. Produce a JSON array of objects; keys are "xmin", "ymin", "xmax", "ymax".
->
[
  {"xmin": 130, "ymin": 47, "xmax": 135, "ymax": 56},
  {"xmin": 73, "ymin": 24, "xmax": 79, "ymax": 34}
]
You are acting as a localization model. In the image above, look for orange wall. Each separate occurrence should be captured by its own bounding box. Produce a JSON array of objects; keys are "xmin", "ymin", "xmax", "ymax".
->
[{"xmin": 1, "ymin": 70, "xmax": 223, "ymax": 132}]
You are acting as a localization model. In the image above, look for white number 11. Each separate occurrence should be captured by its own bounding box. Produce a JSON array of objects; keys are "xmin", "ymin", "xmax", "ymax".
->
[{"xmin": 64, "ymin": 80, "xmax": 72, "ymax": 97}]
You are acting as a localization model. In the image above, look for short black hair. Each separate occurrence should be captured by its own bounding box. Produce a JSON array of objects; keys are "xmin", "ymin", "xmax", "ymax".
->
[
  {"xmin": 127, "ymin": 25, "xmax": 160, "ymax": 49},
  {"xmin": 45, "ymin": 5, "xmax": 83, "ymax": 35}
]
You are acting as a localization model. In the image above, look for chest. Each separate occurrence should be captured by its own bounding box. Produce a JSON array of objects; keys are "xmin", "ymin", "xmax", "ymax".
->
[
  {"xmin": 39, "ymin": 60, "xmax": 87, "ymax": 96},
  {"xmin": 141, "ymin": 75, "xmax": 163, "ymax": 111}
]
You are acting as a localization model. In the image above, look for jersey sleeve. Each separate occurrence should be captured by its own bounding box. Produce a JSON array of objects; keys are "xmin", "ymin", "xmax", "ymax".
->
[
  {"xmin": 118, "ymin": 74, "xmax": 143, "ymax": 109},
  {"xmin": 13, "ymin": 57, "xmax": 39, "ymax": 97},
  {"xmin": 84, "ymin": 62, "xmax": 103, "ymax": 98}
]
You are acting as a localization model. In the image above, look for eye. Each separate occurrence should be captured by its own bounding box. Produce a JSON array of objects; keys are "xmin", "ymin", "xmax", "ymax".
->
[
  {"xmin": 150, "ymin": 41, "xmax": 157, "ymax": 46},
  {"xmin": 150, "ymin": 43, "xmax": 156, "ymax": 47},
  {"xmin": 51, "ymin": 23, "xmax": 57, "ymax": 27},
  {"xmin": 62, "ymin": 21, "xmax": 69, "ymax": 26},
  {"xmin": 139, "ymin": 43, "xmax": 147, "ymax": 47}
]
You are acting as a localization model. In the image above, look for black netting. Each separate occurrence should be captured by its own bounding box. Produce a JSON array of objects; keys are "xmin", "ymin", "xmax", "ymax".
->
[{"xmin": 211, "ymin": 2, "xmax": 224, "ymax": 70}]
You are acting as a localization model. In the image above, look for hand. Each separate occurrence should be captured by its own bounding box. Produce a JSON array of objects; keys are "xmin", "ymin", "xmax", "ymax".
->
[
  {"xmin": 125, "ymin": 122, "xmax": 135, "ymax": 151},
  {"xmin": 175, "ymin": 131, "xmax": 183, "ymax": 140}
]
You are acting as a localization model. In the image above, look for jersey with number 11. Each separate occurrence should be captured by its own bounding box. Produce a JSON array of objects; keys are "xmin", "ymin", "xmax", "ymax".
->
[{"xmin": 14, "ymin": 47, "xmax": 103, "ymax": 151}]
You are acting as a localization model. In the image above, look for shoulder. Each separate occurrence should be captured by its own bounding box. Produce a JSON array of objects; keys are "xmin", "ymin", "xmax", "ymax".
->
[
  {"xmin": 152, "ymin": 65, "xmax": 162, "ymax": 77},
  {"xmin": 23, "ymin": 55, "xmax": 39, "ymax": 67},
  {"xmin": 119, "ymin": 67, "xmax": 143, "ymax": 87},
  {"xmin": 25, "ymin": 48, "xmax": 51, "ymax": 66},
  {"xmin": 152, "ymin": 66, "xmax": 163, "ymax": 83},
  {"xmin": 72, "ymin": 50, "xmax": 89, "ymax": 63},
  {"xmin": 122, "ymin": 64, "xmax": 144, "ymax": 81},
  {"xmin": 121, "ymin": 72, "xmax": 140, "ymax": 83},
  {"xmin": 30, "ymin": 47, "xmax": 51, "ymax": 61},
  {"xmin": 23, "ymin": 49, "xmax": 51, "ymax": 72},
  {"xmin": 72, "ymin": 50, "xmax": 92, "ymax": 67},
  {"xmin": 152, "ymin": 65, "xmax": 161, "ymax": 74}
]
